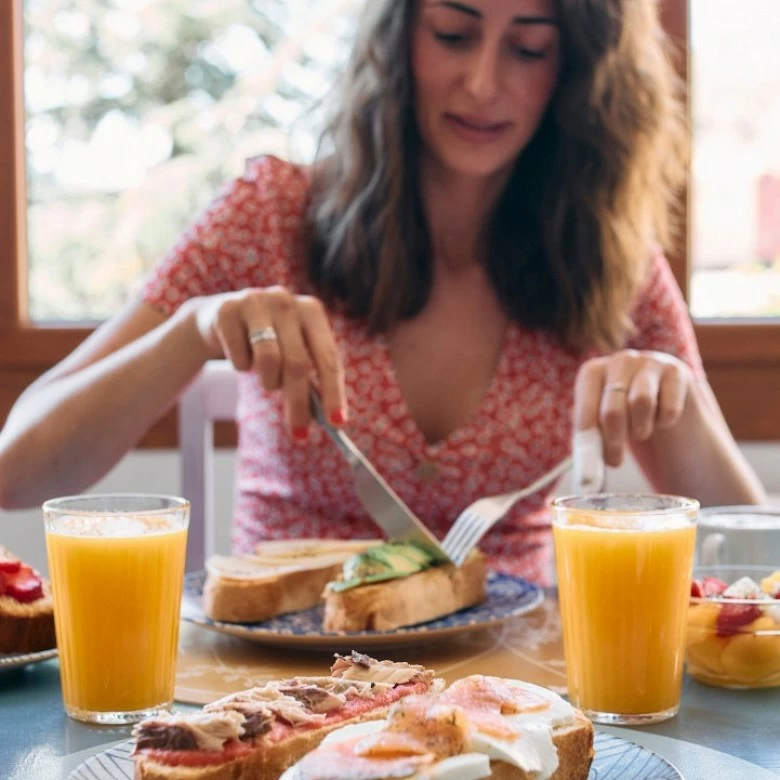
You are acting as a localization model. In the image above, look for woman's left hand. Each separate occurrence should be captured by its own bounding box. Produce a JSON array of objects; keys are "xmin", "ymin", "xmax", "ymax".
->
[{"xmin": 573, "ymin": 349, "xmax": 694, "ymax": 467}]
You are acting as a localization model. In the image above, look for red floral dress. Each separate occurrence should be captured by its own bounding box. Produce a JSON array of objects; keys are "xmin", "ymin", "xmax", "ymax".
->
[{"xmin": 143, "ymin": 156, "xmax": 704, "ymax": 584}]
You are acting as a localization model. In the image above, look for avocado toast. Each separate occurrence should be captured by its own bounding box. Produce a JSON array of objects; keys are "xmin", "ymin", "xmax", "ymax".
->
[{"xmin": 322, "ymin": 541, "xmax": 486, "ymax": 632}]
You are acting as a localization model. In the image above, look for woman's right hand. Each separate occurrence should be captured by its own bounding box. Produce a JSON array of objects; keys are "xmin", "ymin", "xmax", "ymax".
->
[{"xmin": 190, "ymin": 287, "xmax": 347, "ymax": 440}]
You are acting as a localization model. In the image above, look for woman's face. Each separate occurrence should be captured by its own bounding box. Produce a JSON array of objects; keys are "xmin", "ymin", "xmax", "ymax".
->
[{"xmin": 412, "ymin": 0, "xmax": 561, "ymax": 181}]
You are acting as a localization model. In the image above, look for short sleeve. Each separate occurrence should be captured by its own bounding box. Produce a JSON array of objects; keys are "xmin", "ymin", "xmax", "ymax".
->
[
  {"xmin": 625, "ymin": 250, "xmax": 705, "ymax": 379},
  {"xmin": 141, "ymin": 155, "xmax": 310, "ymax": 317}
]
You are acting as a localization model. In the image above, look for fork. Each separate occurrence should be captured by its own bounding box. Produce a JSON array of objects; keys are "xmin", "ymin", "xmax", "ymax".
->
[{"xmin": 441, "ymin": 457, "xmax": 573, "ymax": 566}]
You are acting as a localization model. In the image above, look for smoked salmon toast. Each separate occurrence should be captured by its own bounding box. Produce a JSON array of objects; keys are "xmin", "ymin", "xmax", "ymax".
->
[{"xmin": 282, "ymin": 675, "xmax": 594, "ymax": 780}]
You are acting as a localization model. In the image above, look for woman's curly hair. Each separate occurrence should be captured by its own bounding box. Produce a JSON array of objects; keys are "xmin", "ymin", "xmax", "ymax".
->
[{"xmin": 307, "ymin": 0, "xmax": 687, "ymax": 351}]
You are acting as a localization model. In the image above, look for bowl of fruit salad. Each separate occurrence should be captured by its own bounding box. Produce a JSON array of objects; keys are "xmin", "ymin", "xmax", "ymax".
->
[{"xmin": 686, "ymin": 565, "xmax": 780, "ymax": 688}]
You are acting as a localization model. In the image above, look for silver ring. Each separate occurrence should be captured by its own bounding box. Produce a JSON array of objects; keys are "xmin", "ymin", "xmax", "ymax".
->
[
  {"xmin": 604, "ymin": 381, "xmax": 628, "ymax": 393},
  {"xmin": 248, "ymin": 327, "xmax": 278, "ymax": 346}
]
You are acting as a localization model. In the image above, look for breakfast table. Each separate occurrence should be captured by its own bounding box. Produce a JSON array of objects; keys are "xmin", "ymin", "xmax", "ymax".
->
[{"xmin": 2, "ymin": 594, "xmax": 778, "ymax": 780}]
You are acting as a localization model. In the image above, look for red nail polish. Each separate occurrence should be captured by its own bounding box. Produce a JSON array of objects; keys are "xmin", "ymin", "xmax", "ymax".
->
[
  {"xmin": 330, "ymin": 408, "xmax": 347, "ymax": 426},
  {"xmin": 292, "ymin": 427, "xmax": 309, "ymax": 441}
]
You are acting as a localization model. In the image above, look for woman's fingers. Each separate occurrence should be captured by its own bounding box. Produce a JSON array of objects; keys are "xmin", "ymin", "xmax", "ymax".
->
[
  {"xmin": 213, "ymin": 298, "xmax": 253, "ymax": 372},
  {"xmin": 627, "ymin": 366, "xmax": 660, "ymax": 442},
  {"xmin": 298, "ymin": 296, "xmax": 347, "ymax": 425},
  {"xmin": 244, "ymin": 294, "xmax": 282, "ymax": 391},
  {"xmin": 573, "ymin": 357, "xmax": 607, "ymax": 433},
  {"xmin": 267, "ymin": 291, "xmax": 312, "ymax": 439},
  {"xmin": 574, "ymin": 350, "xmax": 693, "ymax": 472},
  {"xmin": 657, "ymin": 362, "xmax": 689, "ymax": 429}
]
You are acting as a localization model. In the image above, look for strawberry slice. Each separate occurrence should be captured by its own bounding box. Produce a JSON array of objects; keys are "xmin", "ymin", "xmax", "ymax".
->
[
  {"xmin": 0, "ymin": 555, "xmax": 21, "ymax": 575},
  {"xmin": 4, "ymin": 564, "xmax": 44, "ymax": 603},
  {"xmin": 702, "ymin": 577, "xmax": 729, "ymax": 597},
  {"xmin": 716, "ymin": 603, "xmax": 762, "ymax": 637},
  {"xmin": 0, "ymin": 575, "xmax": 5, "ymax": 597},
  {"xmin": 690, "ymin": 579, "xmax": 704, "ymax": 598}
]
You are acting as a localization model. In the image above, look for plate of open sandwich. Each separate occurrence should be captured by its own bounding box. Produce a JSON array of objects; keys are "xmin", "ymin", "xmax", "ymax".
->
[
  {"xmin": 181, "ymin": 538, "xmax": 544, "ymax": 650},
  {"xmin": 69, "ymin": 652, "xmax": 682, "ymax": 780},
  {"xmin": 0, "ymin": 545, "xmax": 57, "ymax": 670}
]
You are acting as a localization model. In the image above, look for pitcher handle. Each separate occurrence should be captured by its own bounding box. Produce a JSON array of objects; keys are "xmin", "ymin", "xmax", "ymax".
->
[{"xmin": 700, "ymin": 532, "xmax": 725, "ymax": 567}]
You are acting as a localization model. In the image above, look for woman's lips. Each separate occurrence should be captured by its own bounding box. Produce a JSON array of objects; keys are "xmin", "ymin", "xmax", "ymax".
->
[{"xmin": 444, "ymin": 113, "xmax": 512, "ymax": 143}]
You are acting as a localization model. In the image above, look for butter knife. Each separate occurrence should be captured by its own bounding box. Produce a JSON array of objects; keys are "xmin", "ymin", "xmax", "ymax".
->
[{"xmin": 310, "ymin": 390, "xmax": 453, "ymax": 564}]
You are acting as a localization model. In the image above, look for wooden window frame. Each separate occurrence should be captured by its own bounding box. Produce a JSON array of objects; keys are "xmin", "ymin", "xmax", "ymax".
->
[{"xmin": 1, "ymin": 0, "xmax": 779, "ymax": 444}]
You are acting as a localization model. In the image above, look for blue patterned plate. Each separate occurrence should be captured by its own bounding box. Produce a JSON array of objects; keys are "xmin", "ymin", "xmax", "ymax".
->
[
  {"xmin": 68, "ymin": 731, "xmax": 683, "ymax": 779},
  {"xmin": 181, "ymin": 569, "xmax": 543, "ymax": 650}
]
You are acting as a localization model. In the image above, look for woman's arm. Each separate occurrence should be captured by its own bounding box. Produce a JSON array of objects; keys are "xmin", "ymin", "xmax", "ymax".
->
[
  {"xmin": 0, "ymin": 299, "xmax": 210, "ymax": 509},
  {"xmin": 630, "ymin": 378, "xmax": 766, "ymax": 506}
]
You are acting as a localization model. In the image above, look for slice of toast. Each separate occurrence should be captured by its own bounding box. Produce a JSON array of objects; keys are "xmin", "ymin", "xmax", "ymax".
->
[
  {"xmin": 282, "ymin": 676, "xmax": 594, "ymax": 780},
  {"xmin": 489, "ymin": 713, "xmax": 595, "ymax": 780},
  {"xmin": 133, "ymin": 653, "xmax": 441, "ymax": 780},
  {"xmin": 322, "ymin": 550, "xmax": 486, "ymax": 631},
  {"xmin": 0, "ymin": 547, "xmax": 56, "ymax": 655},
  {"xmin": 202, "ymin": 539, "xmax": 381, "ymax": 623}
]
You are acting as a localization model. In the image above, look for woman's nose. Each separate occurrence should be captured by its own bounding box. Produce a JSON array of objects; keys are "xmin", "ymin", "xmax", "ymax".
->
[{"xmin": 463, "ymin": 46, "xmax": 500, "ymax": 103}]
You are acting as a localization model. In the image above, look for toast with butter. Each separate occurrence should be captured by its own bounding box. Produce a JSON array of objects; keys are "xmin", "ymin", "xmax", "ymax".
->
[{"xmin": 202, "ymin": 539, "xmax": 381, "ymax": 623}]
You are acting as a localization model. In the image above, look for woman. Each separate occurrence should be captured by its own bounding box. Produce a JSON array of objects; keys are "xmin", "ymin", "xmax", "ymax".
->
[{"xmin": 0, "ymin": 0, "xmax": 764, "ymax": 582}]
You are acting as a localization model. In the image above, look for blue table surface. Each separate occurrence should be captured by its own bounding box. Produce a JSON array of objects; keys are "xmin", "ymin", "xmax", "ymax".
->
[{"xmin": 1, "ymin": 654, "xmax": 778, "ymax": 780}]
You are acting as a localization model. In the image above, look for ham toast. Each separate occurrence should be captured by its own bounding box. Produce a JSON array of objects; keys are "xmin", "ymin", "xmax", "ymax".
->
[{"xmin": 132, "ymin": 652, "xmax": 443, "ymax": 780}]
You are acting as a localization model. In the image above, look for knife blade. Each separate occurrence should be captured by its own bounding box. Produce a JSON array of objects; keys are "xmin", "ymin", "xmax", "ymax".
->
[{"xmin": 310, "ymin": 390, "xmax": 452, "ymax": 564}]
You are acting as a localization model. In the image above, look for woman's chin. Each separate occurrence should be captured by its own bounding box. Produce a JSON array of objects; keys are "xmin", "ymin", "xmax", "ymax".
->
[{"xmin": 436, "ymin": 152, "xmax": 516, "ymax": 182}]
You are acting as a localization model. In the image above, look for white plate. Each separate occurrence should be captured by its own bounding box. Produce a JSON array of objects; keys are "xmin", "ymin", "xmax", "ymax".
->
[
  {"xmin": 0, "ymin": 647, "xmax": 58, "ymax": 670},
  {"xmin": 182, "ymin": 569, "xmax": 544, "ymax": 651}
]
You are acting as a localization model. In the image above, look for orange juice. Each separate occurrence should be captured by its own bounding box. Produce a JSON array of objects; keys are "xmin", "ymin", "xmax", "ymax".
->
[
  {"xmin": 43, "ymin": 496, "xmax": 188, "ymax": 724},
  {"xmin": 553, "ymin": 495, "xmax": 697, "ymax": 724}
]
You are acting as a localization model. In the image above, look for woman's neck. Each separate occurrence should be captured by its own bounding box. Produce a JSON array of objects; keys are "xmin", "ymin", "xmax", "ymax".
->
[{"xmin": 420, "ymin": 154, "xmax": 510, "ymax": 273}]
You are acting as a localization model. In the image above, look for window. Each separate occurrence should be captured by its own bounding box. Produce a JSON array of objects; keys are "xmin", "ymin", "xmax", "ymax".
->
[
  {"xmin": 2, "ymin": 0, "xmax": 780, "ymax": 442},
  {"xmin": 689, "ymin": 0, "xmax": 780, "ymax": 318},
  {"xmin": 23, "ymin": 0, "xmax": 357, "ymax": 322}
]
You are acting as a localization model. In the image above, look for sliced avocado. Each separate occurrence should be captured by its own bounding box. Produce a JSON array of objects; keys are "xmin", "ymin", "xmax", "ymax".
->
[
  {"xmin": 342, "ymin": 549, "xmax": 391, "ymax": 581},
  {"xmin": 328, "ymin": 570, "xmax": 406, "ymax": 592},
  {"xmin": 333, "ymin": 541, "xmax": 438, "ymax": 592},
  {"xmin": 389, "ymin": 542, "xmax": 435, "ymax": 568},
  {"xmin": 376, "ymin": 551, "xmax": 423, "ymax": 575}
]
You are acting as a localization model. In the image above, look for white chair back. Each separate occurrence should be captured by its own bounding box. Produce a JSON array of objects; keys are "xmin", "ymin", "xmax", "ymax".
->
[{"xmin": 178, "ymin": 360, "xmax": 239, "ymax": 571}]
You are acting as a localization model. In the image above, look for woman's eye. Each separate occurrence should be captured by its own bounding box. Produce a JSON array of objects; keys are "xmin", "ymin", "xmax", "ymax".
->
[
  {"xmin": 511, "ymin": 45, "xmax": 547, "ymax": 61},
  {"xmin": 434, "ymin": 31, "xmax": 470, "ymax": 47}
]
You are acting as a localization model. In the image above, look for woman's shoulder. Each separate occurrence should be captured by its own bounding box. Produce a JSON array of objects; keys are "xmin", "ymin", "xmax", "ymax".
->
[{"xmin": 240, "ymin": 154, "xmax": 313, "ymax": 211}]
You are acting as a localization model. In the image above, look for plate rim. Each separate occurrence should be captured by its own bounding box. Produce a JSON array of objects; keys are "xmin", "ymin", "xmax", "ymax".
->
[
  {"xmin": 0, "ymin": 646, "xmax": 58, "ymax": 669},
  {"xmin": 181, "ymin": 569, "xmax": 544, "ymax": 648}
]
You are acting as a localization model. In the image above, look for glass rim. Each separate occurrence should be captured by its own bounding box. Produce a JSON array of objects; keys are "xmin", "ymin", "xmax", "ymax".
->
[
  {"xmin": 700, "ymin": 504, "xmax": 780, "ymax": 517},
  {"xmin": 42, "ymin": 493, "xmax": 190, "ymax": 516},
  {"xmin": 552, "ymin": 492, "xmax": 700, "ymax": 516}
]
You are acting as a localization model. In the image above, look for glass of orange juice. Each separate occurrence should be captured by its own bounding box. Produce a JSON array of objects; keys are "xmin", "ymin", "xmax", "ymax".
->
[
  {"xmin": 43, "ymin": 494, "xmax": 189, "ymax": 724},
  {"xmin": 552, "ymin": 493, "xmax": 698, "ymax": 725}
]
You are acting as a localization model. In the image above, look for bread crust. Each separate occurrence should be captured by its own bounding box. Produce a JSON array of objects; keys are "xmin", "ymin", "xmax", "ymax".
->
[
  {"xmin": 322, "ymin": 552, "xmax": 486, "ymax": 632},
  {"xmin": 202, "ymin": 540, "xmax": 381, "ymax": 623},
  {"xmin": 0, "ymin": 585, "xmax": 56, "ymax": 654},
  {"xmin": 203, "ymin": 565, "xmax": 343, "ymax": 623},
  {"xmin": 488, "ymin": 712, "xmax": 595, "ymax": 780}
]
